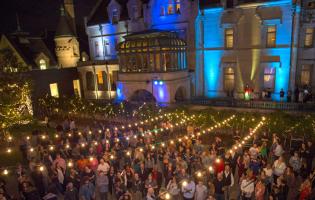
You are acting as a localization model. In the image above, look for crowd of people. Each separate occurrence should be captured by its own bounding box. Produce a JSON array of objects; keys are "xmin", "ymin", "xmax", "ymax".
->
[{"xmin": 0, "ymin": 116, "xmax": 315, "ymax": 200}]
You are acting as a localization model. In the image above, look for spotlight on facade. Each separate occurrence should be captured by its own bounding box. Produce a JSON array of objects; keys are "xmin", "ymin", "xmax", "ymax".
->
[
  {"xmin": 159, "ymin": 81, "xmax": 163, "ymax": 85},
  {"xmin": 154, "ymin": 80, "xmax": 159, "ymax": 85}
]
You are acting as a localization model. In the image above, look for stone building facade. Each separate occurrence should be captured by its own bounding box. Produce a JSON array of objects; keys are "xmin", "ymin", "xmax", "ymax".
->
[
  {"xmin": 297, "ymin": 0, "xmax": 315, "ymax": 93},
  {"xmin": 195, "ymin": 0, "xmax": 301, "ymax": 101},
  {"xmin": 80, "ymin": 0, "xmax": 198, "ymax": 102}
]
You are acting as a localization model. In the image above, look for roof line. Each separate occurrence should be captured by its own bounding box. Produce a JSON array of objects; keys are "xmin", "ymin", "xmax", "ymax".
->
[{"xmin": 87, "ymin": 0, "xmax": 105, "ymax": 23}]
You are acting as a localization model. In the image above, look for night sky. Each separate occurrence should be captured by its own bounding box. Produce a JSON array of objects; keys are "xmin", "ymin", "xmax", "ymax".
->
[{"xmin": 0, "ymin": 0, "xmax": 98, "ymax": 36}]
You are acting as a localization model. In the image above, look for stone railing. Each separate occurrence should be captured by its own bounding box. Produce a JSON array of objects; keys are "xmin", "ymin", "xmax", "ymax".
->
[{"xmin": 190, "ymin": 98, "xmax": 315, "ymax": 111}]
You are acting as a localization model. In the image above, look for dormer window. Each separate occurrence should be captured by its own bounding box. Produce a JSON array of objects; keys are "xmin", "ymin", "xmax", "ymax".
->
[
  {"xmin": 39, "ymin": 59, "xmax": 47, "ymax": 70},
  {"xmin": 132, "ymin": 5, "xmax": 139, "ymax": 19},
  {"xmin": 167, "ymin": 4, "xmax": 174, "ymax": 15},
  {"xmin": 175, "ymin": 0, "xmax": 181, "ymax": 14},
  {"xmin": 112, "ymin": 9, "xmax": 119, "ymax": 24}
]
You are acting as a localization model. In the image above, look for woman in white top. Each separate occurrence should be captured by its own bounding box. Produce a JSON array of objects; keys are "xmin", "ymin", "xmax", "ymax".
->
[
  {"xmin": 166, "ymin": 177, "xmax": 180, "ymax": 199},
  {"xmin": 240, "ymin": 175, "xmax": 255, "ymax": 200},
  {"xmin": 273, "ymin": 156, "xmax": 287, "ymax": 178}
]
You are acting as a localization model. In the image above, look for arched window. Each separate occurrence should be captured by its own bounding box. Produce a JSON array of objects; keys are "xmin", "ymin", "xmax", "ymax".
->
[
  {"xmin": 86, "ymin": 72, "xmax": 95, "ymax": 91},
  {"xmin": 39, "ymin": 59, "xmax": 47, "ymax": 70}
]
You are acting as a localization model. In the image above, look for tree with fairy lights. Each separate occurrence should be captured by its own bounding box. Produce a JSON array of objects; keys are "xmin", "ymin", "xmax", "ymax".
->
[{"xmin": 0, "ymin": 48, "xmax": 33, "ymax": 132}]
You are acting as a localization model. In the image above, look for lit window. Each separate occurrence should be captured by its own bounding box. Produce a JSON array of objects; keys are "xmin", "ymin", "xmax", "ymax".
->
[
  {"xmin": 112, "ymin": 9, "xmax": 119, "ymax": 24},
  {"xmin": 224, "ymin": 67, "xmax": 235, "ymax": 91},
  {"xmin": 304, "ymin": 28, "xmax": 314, "ymax": 47},
  {"xmin": 264, "ymin": 67, "xmax": 275, "ymax": 90},
  {"xmin": 97, "ymin": 71, "xmax": 108, "ymax": 91},
  {"xmin": 160, "ymin": 6, "xmax": 165, "ymax": 16},
  {"xmin": 267, "ymin": 26, "xmax": 276, "ymax": 47},
  {"xmin": 50, "ymin": 83, "xmax": 59, "ymax": 98},
  {"xmin": 97, "ymin": 71, "xmax": 104, "ymax": 84},
  {"xmin": 95, "ymin": 41, "xmax": 100, "ymax": 57},
  {"xmin": 225, "ymin": 28, "xmax": 234, "ymax": 49},
  {"xmin": 39, "ymin": 59, "xmax": 47, "ymax": 70},
  {"xmin": 104, "ymin": 40, "xmax": 110, "ymax": 56},
  {"xmin": 82, "ymin": 56, "xmax": 86, "ymax": 62},
  {"xmin": 73, "ymin": 80, "xmax": 81, "ymax": 97},
  {"xmin": 167, "ymin": 4, "xmax": 174, "ymax": 15},
  {"xmin": 301, "ymin": 64, "xmax": 312, "ymax": 86},
  {"xmin": 175, "ymin": 0, "xmax": 181, "ymax": 13}
]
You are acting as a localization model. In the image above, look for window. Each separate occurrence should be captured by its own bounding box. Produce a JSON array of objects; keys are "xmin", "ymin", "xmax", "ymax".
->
[
  {"xmin": 82, "ymin": 56, "xmax": 86, "ymax": 62},
  {"xmin": 73, "ymin": 80, "xmax": 81, "ymax": 97},
  {"xmin": 225, "ymin": 28, "xmax": 234, "ymax": 49},
  {"xmin": 224, "ymin": 67, "xmax": 235, "ymax": 91},
  {"xmin": 104, "ymin": 40, "xmax": 110, "ymax": 56},
  {"xmin": 112, "ymin": 9, "xmax": 119, "ymax": 24},
  {"xmin": 301, "ymin": 64, "xmax": 312, "ymax": 86},
  {"xmin": 175, "ymin": 0, "xmax": 181, "ymax": 13},
  {"xmin": 50, "ymin": 83, "xmax": 59, "ymax": 98},
  {"xmin": 160, "ymin": 6, "xmax": 165, "ymax": 16},
  {"xmin": 97, "ymin": 71, "xmax": 104, "ymax": 84},
  {"xmin": 95, "ymin": 41, "xmax": 100, "ymax": 57},
  {"xmin": 39, "ymin": 59, "xmax": 47, "ymax": 70},
  {"xmin": 264, "ymin": 67, "xmax": 275, "ymax": 90},
  {"xmin": 86, "ymin": 72, "xmax": 95, "ymax": 91},
  {"xmin": 97, "ymin": 71, "xmax": 108, "ymax": 91},
  {"xmin": 167, "ymin": 4, "xmax": 174, "ymax": 15},
  {"xmin": 132, "ymin": 5, "xmax": 139, "ymax": 19},
  {"xmin": 267, "ymin": 26, "xmax": 276, "ymax": 47},
  {"xmin": 304, "ymin": 28, "xmax": 314, "ymax": 47}
]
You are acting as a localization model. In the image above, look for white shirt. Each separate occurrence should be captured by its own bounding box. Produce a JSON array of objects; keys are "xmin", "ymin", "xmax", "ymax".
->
[
  {"xmin": 241, "ymin": 179, "xmax": 254, "ymax": 198},
  {"xmin": 274, "ymin": 144, "xmax": 284, "ymax": 157},
  {"xmin": 167, "ymin": 181, "xmax": 180, "ymax": 196},
  {"xmin": 249, "ymin": 147, "xmax": 259, "ymax": 159},
  {"xmin": 273, "ymin": 160, "xmax": 286, "ymax": 176},
  {"xmin": 195, "ymin": 184, "xmax": 207, "ymax": 200},
  {"xmin": 97, "ymin": 162, "xmax": 110, "ymax": 173},
  {"xmin": 181, "ymin": 181, "xmax": 195, "ymax": 199}
]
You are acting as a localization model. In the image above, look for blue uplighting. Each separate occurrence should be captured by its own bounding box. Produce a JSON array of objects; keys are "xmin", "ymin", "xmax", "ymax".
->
[
  {"xmin": 159, "ymin": 81, "xmax": 163, "ymax": 85},
  {"xmin": 154, "ymin": 80, "xmax": 159, "ymax": 85}
]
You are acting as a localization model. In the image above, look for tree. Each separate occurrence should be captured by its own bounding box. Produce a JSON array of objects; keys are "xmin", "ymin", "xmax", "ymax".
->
[{"xmin": 0, "ymin": 48, "xmax": 32, "ymax": 130}]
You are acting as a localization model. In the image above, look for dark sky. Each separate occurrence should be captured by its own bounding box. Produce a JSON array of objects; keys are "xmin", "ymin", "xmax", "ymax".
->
[{"xmin": 0, "ymin": 0, "xmax": 98, "ymax": 35}]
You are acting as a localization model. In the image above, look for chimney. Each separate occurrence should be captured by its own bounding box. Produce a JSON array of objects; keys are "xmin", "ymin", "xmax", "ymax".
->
[{"xmin": 64, "ymin": 0, "xmax": 76, "ymax": 35}]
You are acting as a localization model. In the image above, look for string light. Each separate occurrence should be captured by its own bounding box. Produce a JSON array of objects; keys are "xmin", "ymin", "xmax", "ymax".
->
[
  {"xmin": 3, "ymin": 169, "xmax": 8, "ymax": 175},
  {"xmin": 68, "ymin": 161, "xmax": 73, "ymax": 167},
  {"xmin": 6, "ymin": 148, "xmax": 12, "ymax": 153},
  {"xmin": 182, "ymin": 181, "xmax": 188, "ymax": 187}
]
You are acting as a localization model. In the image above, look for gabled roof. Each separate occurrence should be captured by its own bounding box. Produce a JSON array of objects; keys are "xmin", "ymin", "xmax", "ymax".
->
[
  {"xmin": 87, "ymin": 0, "xmax": 130, "ymax": 26},
  {"xmin": 4, "ymin": 34, "xmax": 57, "ymax": 69}
]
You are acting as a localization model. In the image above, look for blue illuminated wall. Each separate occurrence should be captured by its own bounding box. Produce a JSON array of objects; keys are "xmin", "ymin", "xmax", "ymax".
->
[
  {"xmin": 195, "ymin": 0, "xmax": 296, "ymax": 101},
  {"xmin": 152, "ymin": 80, "xmax": 169, "ymax": 103},
  {"xmin": 195, "ymin": 8, "xmax": 224, "ymax": 98}
]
